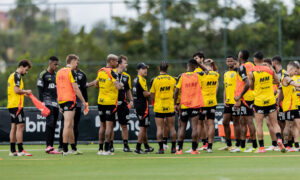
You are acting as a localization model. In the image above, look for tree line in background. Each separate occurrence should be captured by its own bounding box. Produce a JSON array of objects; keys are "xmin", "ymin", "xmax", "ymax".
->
[{"xmin": 0, "ymin": 0, "xmax": 299, "ymax": 106}]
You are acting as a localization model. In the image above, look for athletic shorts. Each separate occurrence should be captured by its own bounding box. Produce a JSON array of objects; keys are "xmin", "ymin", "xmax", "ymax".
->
[
  {"xmin": 46, "ymin": 106, "xmax": 59, "ymax": 128},
  {"xmin": 240, "ymin": 101, "xmax": 254, "ymax": 116},
  {"xmin": 223, "ymin": 104, "xmax": 240, "ymax": 116},
  {"xmin": 199, "ymin": 106, "xmax": 216, "ymax": 120},
  {"xmin": 291, "ymin": 109, "xmax": 300, "ymax": 119},
  {"xmin": 117, "ymin": 103, "xmax": 130, "ymax": 125},
  {"xmin": 8, "ymin": 108, "xmax": 25, "ymax": 124},
  {"xmin": 253, "ymin": 104, "xmax": 277, "ymax": 115},
  {"xmin": 278, "ymin": 106, "xmax": 285, "ymax": 121},
  {"xmin": 98, "ymin": 104, "xmax": 117, "ymax": 122},
  {"xmin": 135, "ymin": 103, "xmax": 150, "ymax": 127},
  {"xmin": 155, "ymin": 112, "xmax": 175, "ymax": 118},
  {"xmin": 180, "ymin": 108, "xmax": 200, "ymax": 122},
  {"xmin": 281, "ymin": 110, "xmax": 296, "ymax": 121},
  {"xmin": 59, "ymin": 101, "xmax": 76, "ymax": 112}
]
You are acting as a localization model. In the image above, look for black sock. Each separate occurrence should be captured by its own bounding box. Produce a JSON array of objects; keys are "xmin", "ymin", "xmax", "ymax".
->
[
  {"xmin": 275, "ymin": 133, "xmax": 282, "ymax": 139},
  {"xmin": 258, "ymin": 140, "xmax": 264, "ymax": 147},
  {"xmin": 163, "ymin": 137, "xmax": 168, "ymax": 145},
  {"xmin": 178, "ymin": 141, "xmax": 183, "ymax": 150},
  {"xmin": 241, "ymin": 140, "xmax": 246, "ymax": 148},
  {"xmin": 295, "ymin": 142, "xmax": 299, "ymax": 148},
  {"xmin": 144, "ymin": 143, "xmax": 150, "ymax": 149},
  {"xmin": 110, "ymin": 141, "xmax": 114, "ymax": 148},
  {"xmin": 202, "ymin": 138, "xmax": 208, "ymax": 145},
  {"xmin": 136, "ymin": 143, "xmax": 141, "ymax": 150},
  {"xmin": 158, "ymin": 141, "xmax": 163, "ymax": 150},
  {"xmin": 288, "ymin": 140, "xmax": 293, "ymax": 147},
  {"xmin": 10, "ymin": 143, "xmax": 16, "ymax": 153},
  {"xmin": 272, "ymin": 141, "xmax": 277, "ymax": 147},
  {"xmin": 71, "ymin": 144, "xmax": 77, "ymax": 151},
  {"xmin": 236, "ymin": 139, "xmax": 241, "ymax": 147},
  {"xmin": 226, "ymin": 139, "xmax": 232, "ymax": 147},
  {"xmin": 171, "ymin": 141, "xmax": 176, "ymax": 149},
  {"xmin": 208, "ymin": 143, "xmax": 213, "ymax": 149},
  {"xmin": 252, "ymin": 139, "xmax": 258, "ymax": 149},
  {"xmin": 192, "ymin": 141, "xmax": 198, "ymax": 151},
  {"xmin": 63, "ymin": 143, "xmax": 68, "ymax": 152},
  {"xmin": 99, "ymin": 144, "xmax": 103, "ymax": 151},
  {"xmin": 104, "ymin": 142, "xmax": 110, "ymax": 152},
  {"xmin": 17, "ymin": 143, "xmax": 23, "ymax": 152},
  {"xmin": 123, "ymin": 140, "xmax": 128, "ymax": 147},
  {"xmin": 284, "ymin": 143, "xmax": 289, "ymax": 147}
]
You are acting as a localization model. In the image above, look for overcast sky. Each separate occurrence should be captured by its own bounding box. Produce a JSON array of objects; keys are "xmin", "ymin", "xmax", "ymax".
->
[{"xmin": 0, "ymin": 0, "xmax": 294, "ymax": 32}]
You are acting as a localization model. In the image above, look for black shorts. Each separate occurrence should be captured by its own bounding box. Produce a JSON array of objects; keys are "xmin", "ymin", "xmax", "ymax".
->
[
  {"xmin": 155, "ymin": 112, "xmax": 175, "ymax": 118},
  {"xmin": 180, "ymin": 108, "xmax": 200, "ymax": 122},
  {"xmin": 281, "ymin": 111, "xmax": 295, "ymax": 121},
  {"xmin": 253, "ymin": 104, "xmax": 277, "ymax": 115},
  {"xmin": 278, "ymin": 106, "xmax": 285, "ymax": 121},
  {"xmin": 199, "ymin": 106, "xmax": 216, "ymax": 120},
  {"xmin": 8, "ymin": 108, "xmax": 25, "ymax": 124},
  {"xmin": 240, "ymin": 101, "xmax": 253, "ymax": 116},
  {"xmin": 291, "ymin": 109, "xmax": 300, "ymax": 119},
  {"xmin": 135, "ymin": 103, "xmax": 150, "ymax": 127},
  {"xmin": 223, "ymin": 104, "xmax": 240, "ymax": 116},
  {"xmin": 117, "ymin": 103, "xmax": 130, "ymax": 125},
  {"xmin": 46, "ymin": 106, "xmax": 59, "ymax": 128},
  {"xmin": 98, "ymin": 104, "xmax": 117, "ymax": 122},
  {"xmin": 59, "ymin": 101, "xmax": 76, "ymax": 112}
]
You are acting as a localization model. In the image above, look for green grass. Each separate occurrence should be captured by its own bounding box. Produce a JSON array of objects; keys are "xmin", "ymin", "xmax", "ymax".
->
[{"xmin": 1, "ymin": 139, "xmax": 300, "ymax": 180}]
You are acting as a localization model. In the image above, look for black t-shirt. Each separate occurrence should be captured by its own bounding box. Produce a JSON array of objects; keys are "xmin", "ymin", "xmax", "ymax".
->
[
  {"xmin": 117, "ymin": 72, "xmax": 131, "ymax": 102},
  {"xmin": 76, "ymin": 69, "xmax": 88, "ymax": 107},
  {"xmin": 234, "ymin": 65, "xmax": 248, "ymax": 82},
  {"xmin": 133, "ymin": 76, "xmax": 148, "ymax": 105},
  {"xmin": 37, "ymin": 70, "xmax": 58, "ymax": 107}
]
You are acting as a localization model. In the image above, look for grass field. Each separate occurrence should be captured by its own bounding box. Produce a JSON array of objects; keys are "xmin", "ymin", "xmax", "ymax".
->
[{"xmin": 1, "ymin": 139, "xmax": 300, "ymax": 180}]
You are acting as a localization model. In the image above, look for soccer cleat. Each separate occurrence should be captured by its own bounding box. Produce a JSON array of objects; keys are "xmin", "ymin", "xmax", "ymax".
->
[
  {"xmin": 206, "ymin": 148, "xmax": 213, "ymax": 153},
  {"xmin": 274, "ymin": 146, "xmax": 281, "ymax": 152},
  {"xmin": 218, "ymin": 146, "xmax": 232, "ymax": 151},
  {"xmin": 57, "ymin": 147, "xmax": 63, "ymax": 152},
  {"xmin": 171, "ymin": 147, "xmax": 176, "ymax": 154},
  {"xmin": 286, "ymin": 146, "xmax": 295, "ymax": 152},
  {"xmin": 244, "ymin": 148, "xmax": 256, "ymax": 153},
  {"xmin": 71, "ymin": 150, "xmax": 83, "ymax": 155},
  {"xmin": 255, "ymin": 147, "xmax": 266, "ymax": 153},
  {"xmin": 102, "ymin": 151, "xmax": 113, "ymax": 155},
  {"xmin": 185, "ymin": 148, "xmax": 193, "ymax": 154},
  {"xmin": 198, "ymin": 143, "xmax": 208, "ymax": 151},
  {"xmin": 123, "ymin": 146, "xmax": 132, "ymax": 152},
  {"xmin": 277, "ymin": 139, "xmax": 286, "ymax": 153},
  {"xmin": 156, "ymin": 149, "xmax": 164, "ymax": 154},
  {"xmin": 97, "ymin": 150, "xmax": 104, "ymax": 155},
  {"xmin": 240, "ymin": 148, "xmax": 245, "ymax": 152},
  {"xmin": 62, "ymin": 151, "xmax": 69, "ymax": 156},
  {"xmin": 265, "ymin": 145, "xmax": 276, "ymax": 151},
  {"xmin": 144, "ymin": 147, "xmax": 154, "ymax": 153},
  {"xmin": 191, "ymin": 150, "xmax": 200, "ymax": 154},
  {"xmin": 110, "ymin": 147, "xmax": 115, "ymax": 153},
  {"xmin": 17, "ymin": 150, "xmax": 32, "ymax": 156},
  {"xmin": 163, "ymin": 144, "xmax": 169, "ymax": 151},
  {"xmin": 230, "ymin": 147, "xmax": 241, "ymax": 153},
  {"xmin": 176, "ymin": 145, "xmax": 179, "ymax": 151},
  {"xmin": 45, "ymin": 146, "xmax": 54, "ymax": 153},
  {"xmin": 134, "ymin": 149, "xmax": 145, "ymax": 154},
  {"xmin": 9, "ymin": 152, "xmax": 17, "ymax": 156},
  {"xmin": 175, "ymin": 150, "xmax": 183, "ymax": 155},
  {"xmin": 49, "ymin": 149, "xmax": 61, "ymax": 154},
  {"xmin": 294, "ymin": 147, "xmax": 300, "ymax": 152}
]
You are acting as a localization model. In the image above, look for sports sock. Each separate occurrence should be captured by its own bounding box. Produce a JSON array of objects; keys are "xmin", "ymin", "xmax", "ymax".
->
[
  {"xmin": 208, "ymin": 143, "xmax": 213, "ymax": 149},
  {"xmin": 226, "ymin": 139, "xmax": 232, "ymax": 147},
  {"xmin": 171, "ymin": 141, "xmax": 176, "ymax": 149},
  {"xmin": 203, "ymin": 138, "xmax": 208, "ymax": 145},
  {"xmin": 272, "ymin": 141, "xmax": 277, "ymax": 147},
  {"xmin": 123, "ymin": 140, "xmax": 129, "ymax": 148},
  {"xmin": 295, "ymin": 142, "xmax": 299, "ymax": 148},
  {"xmin": 136, "ymin": 143, "xmax": 141, "ymax": 150},
  {"xmin": 275, "ymin": 133, "xmax": 282, "ymax": 139},
  {"xmin": 236, "ymin": 139, "xmax": 241, "ymax": 147},
  {"xmin": 192, "ymin": 141, "xmax": 198, "ymax": 151},
  {"xmin": 10, "ymin": 143, "xmax": 16, "ymax": 153},
  {"xmin": 158, "ymin": 141, "xmax": 163, "ymax": 150},
  {"xmin": 252, "ymin": 139, "xmax": 258, "ymax": 148},
  {"xmin": 241, "ymin": 140, "xmax": 246, "ymax": 148},
  {"xmin": 71, "ymin": 144, "xmax": 77, "ymax": 151},
  {"xmin": 163, "ymin": 137, "xmax": 168, "ymax": 145},
  {"xmin": 63, "ymin": 143, "xmax": 68, "ymax": 152},
  {"xmin": 258, "ymin": 140, "xmax": 264, "ymax": 147},
  {"xmin": 99, "ymin": 144, "xmax": 103, "ymax": 151},
  {"xmin": 144, "ymin": 143, "xmax": 150, "ymax": 149},
  {"xmin": 104, "ymin": 142, "xmax": 110, "ymax": 152},
  {"xmin": 288, "ymin": 140, "xmax": 293, "ymax": 147},
  {"xmin": 17, "ymin": 143, "xmax": 23, "ymax": 152},
  {"xmin": 110, "ymin": 141, "xmax": 114, "ymax": 148},
  {"xmin": 178, "ymin": 141, "xmax": 183, "ymax": 150}
]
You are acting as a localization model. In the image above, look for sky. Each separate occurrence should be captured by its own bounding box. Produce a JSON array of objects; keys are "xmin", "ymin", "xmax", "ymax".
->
[{"xmin": 0, "ymin": 0, "xmax": 295, "ymax": 32}]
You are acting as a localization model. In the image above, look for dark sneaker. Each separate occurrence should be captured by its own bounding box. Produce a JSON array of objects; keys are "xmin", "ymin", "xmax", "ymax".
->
[
  {"xmin": 145, "ymin": 147, "xmax": 154, "ymax": 153},
  {"xmin": 123, "ymin": 146, "xmax": 132, "ymax": 152},
  {"xmin": 134, "ymin": 149, "xmax": 145, "ymax": 154}
]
